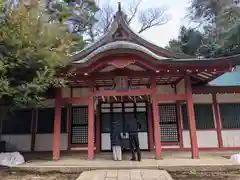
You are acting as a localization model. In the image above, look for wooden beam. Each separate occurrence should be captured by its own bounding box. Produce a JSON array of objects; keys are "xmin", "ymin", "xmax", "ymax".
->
[
  {"xmin": 193, "ymin": 86, "xmax": 240, "ymax": 94},
  {"xmin": 156, "ymin": 94, "xmax": 187, "ymax": 101},
  {"xmin": 94, "ymin": 88, "xmax": 153, "ymax": 97},
  {"xmin": 69, "ymin": 70, "xmax": 183, "ymax": 81},
  {"xmin": 61, "ymin": 97, "xmax": 89, "ymax": 105}
]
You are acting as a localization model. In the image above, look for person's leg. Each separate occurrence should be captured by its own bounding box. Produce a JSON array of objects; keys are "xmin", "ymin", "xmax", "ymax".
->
[
  {"xmin": 116, "ymin": 146, "xmax": 122, "ymax": 160},
  {"xmin": 133, "ymin": 134, "xmax": 141, "ymax": 161},
  {"xmin": 129, "ymin": 134, "xmax": 136, "ymax": 160},
  {"xmin": 112, "ymin": 146, "xmax": 117, "ymax": 161}
]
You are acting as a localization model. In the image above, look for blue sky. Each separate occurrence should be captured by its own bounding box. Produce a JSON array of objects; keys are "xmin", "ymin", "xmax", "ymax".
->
[{"xmin": 99, "ymin": 0, "xmax": 190, "ymax": 47}]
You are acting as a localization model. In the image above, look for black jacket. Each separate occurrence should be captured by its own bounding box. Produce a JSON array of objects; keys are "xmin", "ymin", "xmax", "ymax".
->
[
  {"xmin": 110, "ymin": 119, "xmax": 122, "ymax": 146},
  {"xmin": 126, "ymin": 118, "xmax": 140, "ymax": 134}
]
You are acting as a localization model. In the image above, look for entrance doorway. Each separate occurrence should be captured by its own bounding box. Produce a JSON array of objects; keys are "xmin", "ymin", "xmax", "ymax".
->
[{"xmin": 100, "ymin": 102, "xmax": 148, "ymax": 151}]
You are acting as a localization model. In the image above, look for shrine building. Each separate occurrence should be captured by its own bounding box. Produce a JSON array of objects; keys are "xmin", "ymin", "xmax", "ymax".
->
[{"xmin": 2, "ymin": 4, "xmax": 240, "ymax": 160}]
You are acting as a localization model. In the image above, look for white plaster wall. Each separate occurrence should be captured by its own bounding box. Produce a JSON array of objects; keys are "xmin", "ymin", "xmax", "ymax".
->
[
  {"xmin": 217, "ymin": 93, "xmax": 240, "ymax": 103},
  {"xmin": 70, "ymin": 147, "xmax": 96, "ymax": 150},
  {"xmin": 162, "ymin": 146, "xmax": 180, "ymax": 149},
  {"xmin": 192, "ymin": 94, "xmax": 213, "ymax": 103},
  {"xmin": 156, "ymin": 85, "xmax": 176, "ymax": 103},
  {"xmin": 1, "ymin": 135, "xmax": 31, "ymax": 152},
  {"xmin": 157, "ymin": 85, "xmax": 175, "ymax": 94},
  {"xmin": 101, "ymin": 132, "xmax": 149, "ymax": 150},
  {"xmin": 101, "ymin": 133, "xmax": 111, "ymax": 150},
  {"xmin": 222, "ymin": 130, "xmax": 240, "ymax": 147},
  {"xmin": 61, "ymin": 87, "xmax": 71, "ymax": 98},
  {"xmin": 72, "ymin": 88, "xmax": 89, "ymax": 97},
  {"xmin": 138, "ymin": 132, "xmax": 148, "ymax": 150},
  {"xmin": 183, "ymin": 130, "xmax": 218, "ymax": 148},
  {"xmin": 34, "ymin": 133, "xmax": 68, "ymax": 151},
  {"xmin": 176, "ymin": 79, "xmax": 185, "ymax": 94}
]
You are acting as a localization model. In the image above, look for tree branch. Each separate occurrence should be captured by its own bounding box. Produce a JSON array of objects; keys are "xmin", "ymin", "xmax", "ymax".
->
[
  {"xmin": 127, "ymin": 0, "xmax": 142, "ymax": 24},
  {"xmin": 138, "ymin": 7, "xmax": 169, "ymax": 33}
]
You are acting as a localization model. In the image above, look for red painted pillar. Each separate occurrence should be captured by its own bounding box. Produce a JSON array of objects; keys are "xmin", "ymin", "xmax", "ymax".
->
[
  {"xmin": 96, "ymin": 104, "xmax": 101, "ymax": 153},
  {"xmin": 67, "ymin": 87, "xmax": 73, "ymax": 152},
  {"xmin": 88, "ymin": 96, "xmax": 95, "ymax": 159},
  {"xmin": 212, "ymin": 93, "xmax": 223, "ymax": 148},
  {"xmin": 53, "ymin": 89, "xmax": 62, "ymax": 160},
  {"xmin": 184, "ymin": 75, "xmax": 199, "ymax": 159},
  {"xmin": 176, "ymin": 102, "xmax": 184, "ymax": 148},
  {"xmin": 147, "ymin": 103, "xmax": 154, "ymax": 151},
  {"xmin": 151, "ymin": 77, "xmax": 162, "ymax": 159}
]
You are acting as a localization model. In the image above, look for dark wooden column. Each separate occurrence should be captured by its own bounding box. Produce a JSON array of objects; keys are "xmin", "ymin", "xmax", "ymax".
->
[
  {"xmin": 212, "ymin": 93, "xmax": 223, "ymax": 148},
  {"xmin": 53, "ymin": 89, "xmax": 62, "ymax": 160},
  {"xmin": 30, "ymin": 109, "xmax": 37, "ymax": 152},
  {"xmin": 95, "ymin": 103, "xmax": 101, "ymax": 153},
  {"xmin": 184, "ymin": 74, "xmax": 199, "ymax": 159},
  {"xmin": 151, "ymin": 76, "xmax": 162, "ymax": 159}
]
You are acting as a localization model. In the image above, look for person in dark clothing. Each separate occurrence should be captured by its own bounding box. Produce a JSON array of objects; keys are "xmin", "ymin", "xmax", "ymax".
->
[
  {"xmin": 111, "ymin": 118, "xmax": 122, "ymax": 161},
  {"xmin": 126, "ymin": 116, "xmax": 141, "ymax": 161}
]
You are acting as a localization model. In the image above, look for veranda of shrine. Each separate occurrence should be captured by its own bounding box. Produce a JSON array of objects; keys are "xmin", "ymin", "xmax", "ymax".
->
[{"xmin": 2, "ymin": 4, "xmax": 240, "ymax": 161}]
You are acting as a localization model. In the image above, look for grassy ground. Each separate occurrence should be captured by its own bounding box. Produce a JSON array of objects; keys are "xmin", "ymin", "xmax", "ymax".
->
[{"xmin": 170, "ymin": 170, "xmax": 240, "ymax": 180}]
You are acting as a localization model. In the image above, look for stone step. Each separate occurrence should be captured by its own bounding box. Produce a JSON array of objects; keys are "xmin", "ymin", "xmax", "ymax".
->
[{"xmin": 76, "ymin": 169, "xmax": 173, "ymax": 180}]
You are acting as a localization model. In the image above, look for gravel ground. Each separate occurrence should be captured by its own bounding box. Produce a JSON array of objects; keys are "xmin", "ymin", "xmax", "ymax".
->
[
  {"xmin": 1, "ymin": 168, "xmax": 240, "ymax": 180},
  {"xmin": 170, "ymin": 171, "xmax": 240, "ymax": 180},
  {"xmin": 0, "ymin": 169, "xmax": 79, "ymax": 180}
]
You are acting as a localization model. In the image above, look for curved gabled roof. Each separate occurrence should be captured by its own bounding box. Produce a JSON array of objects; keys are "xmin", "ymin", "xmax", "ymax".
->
[
  {"xmin": 71, "ymin": 3, "xmax": 192, "ymax": 62},
  {"xmin": 73, "ymin": 41, "xmax": 170, "ymax": 64}
]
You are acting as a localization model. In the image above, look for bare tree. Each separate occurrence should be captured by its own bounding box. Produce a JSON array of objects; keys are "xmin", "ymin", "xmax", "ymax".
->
[
  {"xmin": 127, "ymin": 0, "xmax": 142, "ymax": 24},
  {"xmin": 137, "ymin": 7, "xmax": 168, "ymax": 33},
  {"xmin": 89, "ymin": 0, "xmax": 169, "ymax": 42}
]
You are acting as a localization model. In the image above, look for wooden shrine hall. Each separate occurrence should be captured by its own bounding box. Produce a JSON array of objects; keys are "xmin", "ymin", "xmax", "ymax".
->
[
  {"xmin": 2, "ymin": 3, "xmax": 240, "ymax": 161},
  {"xmin": 53, "ymin": 3, "xmax": 240, "ymax": 160}
]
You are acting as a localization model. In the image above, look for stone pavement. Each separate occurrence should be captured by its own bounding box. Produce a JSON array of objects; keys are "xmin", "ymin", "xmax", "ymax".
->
[
  {"xmin": 77, "ymin": 170, "xmax": 173, "ymax": 180},
  {"xmin": 16, "ymin": 151, "xmax": 240, "ymax": 173}
]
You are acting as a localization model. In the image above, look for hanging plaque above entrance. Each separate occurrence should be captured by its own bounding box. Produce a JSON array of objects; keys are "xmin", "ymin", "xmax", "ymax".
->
[{"xmin": 114, "ymin": 76, "xmax": 129, "ymax": 91}]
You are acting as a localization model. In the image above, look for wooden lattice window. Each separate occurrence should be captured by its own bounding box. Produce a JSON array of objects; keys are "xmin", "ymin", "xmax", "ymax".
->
[
  {"xmin": 159, "ymin": 104, "xmax": 179, "ymax": 142},
  {"xmin": 219, "ymin": 103, "xmax": 240, "ymax": 128},
  {"xmin": 71, "ymin": 106, "xmax": 93, "ymax": 144},
  {"xmin": 37, "ymin": 107, "xmax": 67, "ymax": 133},
  {"xmin": 182, "ymin": 104, "xmax": 214, "ymax": 129},
  {"xmin": 2, "ymin": 109, "xmax": 32, "ymax": 134}
]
